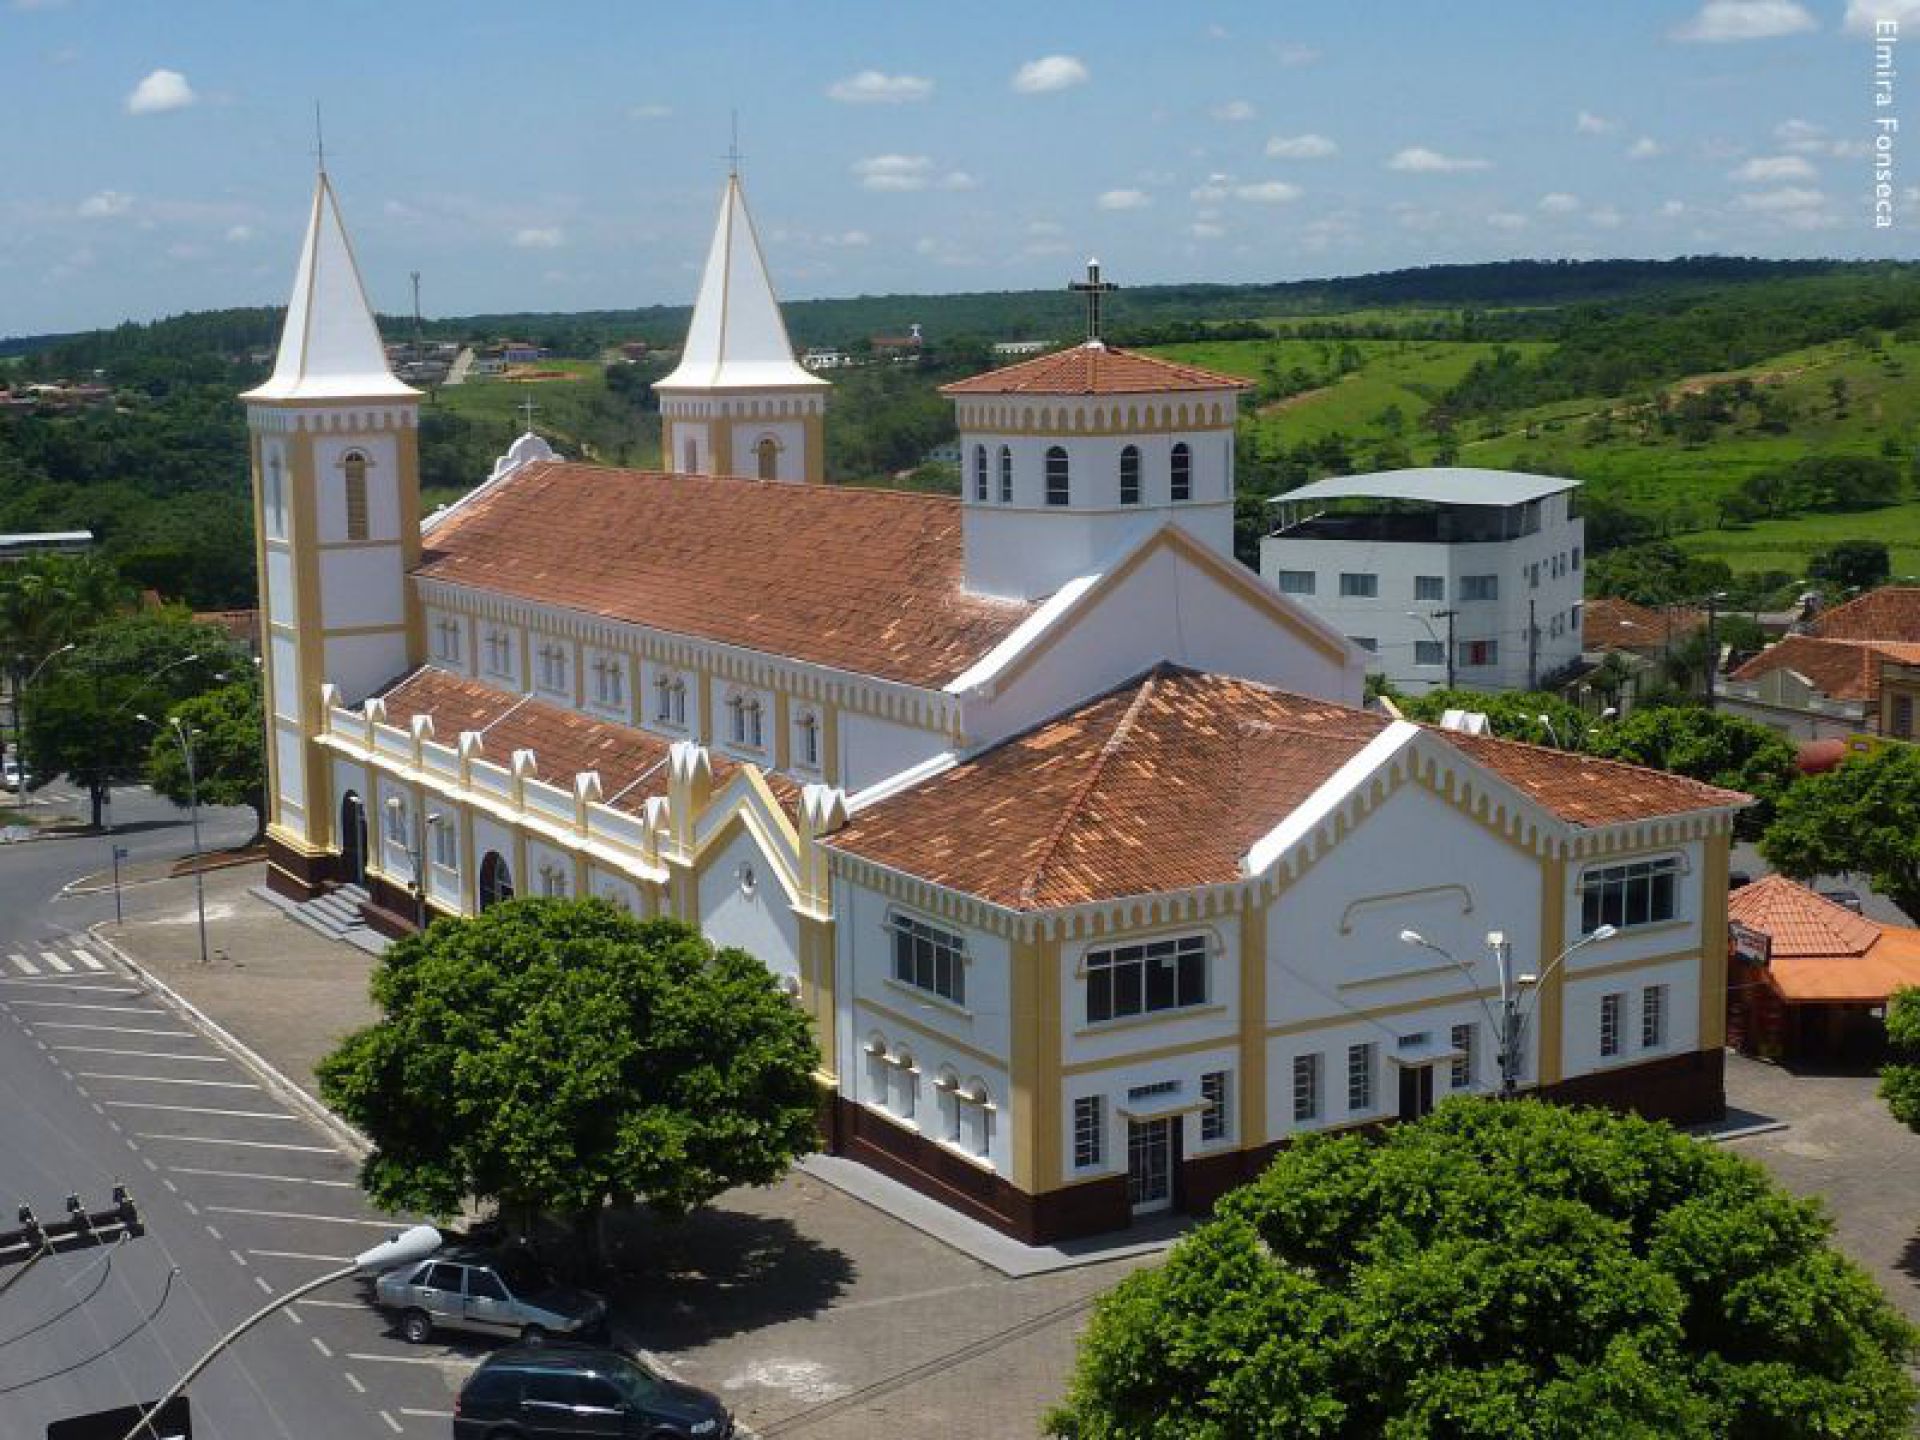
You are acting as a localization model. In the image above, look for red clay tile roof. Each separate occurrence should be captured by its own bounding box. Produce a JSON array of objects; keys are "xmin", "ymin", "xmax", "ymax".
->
[
  {"xmin": 940, "ymin": 342, "xmax": 1253, "ymax": 397},
  {"xmin": 1810, "ymin": 585, "xmax": 1920, "ymax": 642},
  {"xmin": 1730, "ymin": 634, "xmax": 1920, "ymax": 702},
  {"xmin": 1730, "ymin": 874, "xmax": 1920, "ymax": 1002},
  {"xmin": 1582, "ymin": 596, "xmax": 1705, "ymax": 653},
  {"xmin": 829, "ymin": 666, "xmax": 1746, "ymax": 910},
  {"xmin": 416, "ymin": 463, "xmax": 1034, "ymax": 690}
]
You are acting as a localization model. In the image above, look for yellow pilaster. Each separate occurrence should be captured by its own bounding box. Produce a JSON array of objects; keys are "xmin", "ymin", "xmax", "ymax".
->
[
  {"xmin": 802, "ymin": 410, "xmax": 825, "ymax": 484},
  {"xmin": 1238, "ymin": 898, "xmax": 1269, "ymax": 1148},
  {"xmin": 1699, "ymin": 829, "xmax": 1730, "ymax": 1049},
  {"xmin": 773, "ymin": 691, "xmax": 790, "ymax": 771},
  {"xmin": 800, "ymin": 912, "xmax": 837, "ymax": 1080},
  {"xmin": 1008, "ymin": 934, "xmax": 1060, "ymax": 1192},
  {"xmin": 821, "ymin": 705, "xmax": 841, "ymax": 787},
  {"xmin": 459, "ymin": 806, "xmax": 478, "ymax": 914},
  {"xmin": 1537, "ymin": 856, "xmax": 1569, "ymax": 1084}
]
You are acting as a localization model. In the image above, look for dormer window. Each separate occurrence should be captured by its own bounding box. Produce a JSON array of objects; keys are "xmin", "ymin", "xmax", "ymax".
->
[
  {"xmin": 653, "ymin": 671, "xmax": 688, "ymax": 727},
  {"xmin": 434, "ymin": 617, "xmax": 463, "ymax": 664},
  {"xmin": 591, "ymin": 655, "xmax": 625, "ymax": 708},
  {"xmin": 1171, "ymin": 442, "xmax": 1192, "ymax": 502},
  {"xmin": 536, "ymin": 642, "xmax": 569, "ymax": 694},
  {"xmin": 1045, "ymin": 446, "xmax": 1070, "ymax": 507},
  {"xmin": 483, "ymin": 628, "xmax": 514, "ymax": 679},
  {"xmin": 795, "ymin": 708, "xmax": 821, "ymax": 769},
  {"xmin": 1119, "ymin": 445, "xmax": 1141, "ymax": 506},
  {"xmin": 726, "ymin": 693, "xmax": 765, "ymax": 750}
]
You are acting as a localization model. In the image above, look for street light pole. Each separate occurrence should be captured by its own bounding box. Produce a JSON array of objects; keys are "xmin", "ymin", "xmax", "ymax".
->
[
  {"xmin": 120, "ymin": 1225, "xmax": 441, "ymax": 1440},
  {"xmin": 139, "ymin": 713, "xmax": 207, "ymax": 966}
]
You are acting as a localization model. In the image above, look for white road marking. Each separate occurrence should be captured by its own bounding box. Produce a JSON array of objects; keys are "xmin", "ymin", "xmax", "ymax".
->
[
  {"xmin": 11, "ymin": 999, "xmax": 166, "ymax": 1015},
  {"xmin": 256, "ymin": 1275, "xmax": 275, "ymax": 1295},
  {"xmin": 284, "ymin": 1307, "xmax": 304, "ymax": 1326},
  {"xmin": 8, "ymin": 954, "xmax": 35, "ymax": 975},
  {"xmin": 399, "ymin": 1410, "xmax": 453, "ymax": 1421},
  {"xmin": 141, "ymin": 1157, "xmax": 157, "ymax": 1172},
  {"xmin": 75, "ymin": 950, "xmax": 106, "ymax": 971},
  {"xmin": 137, "ymin": 1133, "xmax": 334, "ymax": 1153},
  {"xmin": 104, "ymin": 1101, "xmax": 295, "ymax": 1120},
  {"xmin": 295, "ymin": 1298, "xmax": 365, "ymax": 1310},
  {"xmin": 53, "ymin": 1045, "xmax": 227, "ymax": 1062},
  {"xmin": 78, "ymin": 1072, "xmax": 260, "ymax": 1089},
  {"xmin": 380, "ymin": 1411, "xmax": 403, "ymax": 1434},
  {"xmin": 40, "ymin": 952, "xmax": 72, "ymax": 974},
  {"xmin": 0, "ymin": 980, "xmax": 136, "ymax": 993},
  {"xmin": 169, "ymin": 1166, "xmax": 354, "ymax": 1188},
  {"xmin": 231, "ymin": 1249, "xmax": 249, "ymax": 1267},
  {"xmin": 347, "ymin": 1353, "xmax": 477, "ymax": 1371},
  {"xmin": 246, "ymin": 1248, "xmax": 350, "ymax": 1264},
  {"xmin": 312, "ymin": 1337, "xmax": 334, "ymax": 1359},
  {"xmin": 31, "ymin": 1022, "xmax": 194, "ymax": 1037},
  {"xmin": 344, "ymin": 1374, "xmax": 367, "ymax": 1395},
  {"xmin": 205, "ymin": 1205, "xmax": 402, "ymax": 1230},
  {"xmin": 205, "ymin": 1225, "xmax": 224, "ymax": 1241},
  {"xmin": 182, "ymin": 1201, "xmax": 198, "ymax": 1216}
]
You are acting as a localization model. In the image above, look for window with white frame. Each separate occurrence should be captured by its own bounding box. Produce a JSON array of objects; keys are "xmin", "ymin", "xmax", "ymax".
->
[
  {"xmin": 1415, "ymin": 640, "xmax": 1446, "ymax": 668},
  {"xmin": 431, "ymin": 816, "xmax": 457, "ymax": 869},
  {"xmin": 1293, "ymin": 1052, "xmax": 1322, "ymax": 1123},
  {"xmin": 1414, "ymin": 575, "xmax": 1445, "ymax": 602},
  {"xmin": 1170, "ymin": 441, "xmax": 1192, "ymax": 502},
  {"xmin": 1119, "ymin": 445, "xmax": 1141, "ymax": 506},
  {"xmin": 434, "ymin": 617, "xmax": 462, "ymax": 664},
  {"xmin": 937, "ymin": 1069, "xmax": 963, "ymax": 1143},
  {"xmin": 1045, "ymin": 446, "xmax": 1070, "ymax": 506},
  {"xmin": 794, "ymin": 709, "xmax": 821, "ymax": 769},
  {"xmin": 1581, "ymin": 858, "xmax": 1680, "ymax": 932},
  {"xmin": 973, "ymin": 444, "xmax": 988, "ymax": 502},
  {"xmin": 1461, "ymin": 574, "xmax": 1499, "ymax": 602},
  {"xmin": 1084, "ymin": 934, "xmax": 1207, "ymax": 1024},
  {"xmin": 536, "ymin": 642, "xmax": 569, "ymax": 694},
  {"xmin": 1200, "ymin": 1071, "xmax": 1229, "ymax": 1142},
  {"xmin": 1600, "ymin": 991, "xmax": 1624, "ymax": 1058},
  {"xmin": 591, "ymin": 655, "xmax": 625, "ymax": 708},
  {"xmin": 998, "ymin": 445, "xmax": 1013, "ymax": 504},
  {"xmin": 1073, "ymin": 1095, "xmax": 1104, "ymax": 1168},
  {"xmin": 1339, "ymin": 572, "xmax": 1378, "ymax": 598},
  {"xmin": 1275, "ymin": 570, "xmax": 1315, "ymax": 596},
  {"xmin": 1349, "ymin": 636, "xmax": 1378, "ymax": 653},
  {"xmin": 890, "ymin": 914, "xmax": 966, "ymax": 1005},
  {"xmin": 1450, "ymin": 1022, "xmax": 1476, "ymax": 1089},
  {"xmin": 1641, "ymin": 984, "xmax": 1668, "ymax": 1049},
  {"xmin": 384, "ymin": 795, "xmax": 409, "ymax": 848},
  {"xmin": 961, "ymin": 1081, "xmax": 993, "ymax": 1159},
  {"xmin": 726, "ymin": 693, "xmax": 764, "ymax": 750},
  {"xmin": 653, "ymin": 671, "xmax": 688, "ymax": 727},
  {"xmin": 1347, "ymin": 1042, "xmax": 1375, "ymax": 1112},
  {"xmin": 1460, "ymin": 638, "xmax": 1498, "ymax": 668},
  {"xmin": 483, "ymin": 628, "xmax": 514, "ymax": 679}
]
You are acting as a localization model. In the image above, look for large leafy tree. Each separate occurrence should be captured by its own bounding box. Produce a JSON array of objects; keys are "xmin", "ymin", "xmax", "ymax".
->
[
  {"xmin": 21, "ymin": 609, "xmax": 241, "ymax": 827},
  {"xmin": 144, "ymin": 668, "xmax": 267, "ymax": 840},
  {"xmin": 1880, "ymin": 988, "xmax": 1920, "ymax": 1133},
  {"xmin": 1049, "ymin": 1101, "xmax": 1916, "ymax": 1439},
  {"xmin": 318, "ymin": 900, "xmax": 821, "ymax": 1235},
  {"xmin": 1763, "ymin": 743, "xmax": 1920, "ymax": 919},
  {"xmin": 0, "ymin": 551, "xmax": 131, "ymax": 756},
  {"xmin": 1587, "ymin": 704, "xmax": 1795, "ymax": 838}
]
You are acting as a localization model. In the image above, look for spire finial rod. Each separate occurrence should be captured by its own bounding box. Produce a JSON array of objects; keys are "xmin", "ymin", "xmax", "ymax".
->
[
  {"xmin": 724, "ymin": 110, "xmax": 743, "ymax": 177},
  {"xmin": 313, "ymin": 100, "xmax": 326, "ymax": 175},
  {"xmin": 1068, "ymin": 256, "xmax": 1118, "ymax": 343}
]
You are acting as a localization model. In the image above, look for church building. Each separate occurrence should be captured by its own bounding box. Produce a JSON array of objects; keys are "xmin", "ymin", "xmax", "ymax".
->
[{"xmin": 250, "ymin": 166, "xmax": 1744, "ymax": 1243}]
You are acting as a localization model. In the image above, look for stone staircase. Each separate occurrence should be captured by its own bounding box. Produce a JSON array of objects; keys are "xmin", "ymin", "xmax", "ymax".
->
[{"xmin": 283, "ymin": 883, "xmax": 387, "ymax": 955}]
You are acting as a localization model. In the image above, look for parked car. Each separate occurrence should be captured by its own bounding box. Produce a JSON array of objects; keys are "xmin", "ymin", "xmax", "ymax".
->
[
  {"xmin": 454, "ymin": 1343, "xmax": 732, "ymax": 1439},
  {"xmin": 1819, "ymin": 889, "xmax": 1866, "ymax": 915},
  {"xmin": 373, "ymin": 1245, "xmax": 607, "ymax": 1345},
  {"xmin": 1, "ymin": 756, "xmax": 30, "ymax": 793}
]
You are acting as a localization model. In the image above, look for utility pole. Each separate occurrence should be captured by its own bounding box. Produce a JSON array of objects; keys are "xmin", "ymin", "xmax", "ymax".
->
[
  {"xmin": 1441, "ymin": 607, "xmax": 1457, "ymax": 689},
  {"xmin": 0, "ymin": 1187, "xmax": 143, "ymax": 1279},
  {"xmin": 1704, "ymin": 591, "xmax": 1723, "ymax": 710},
  {"xmin": 1527, "ymin": 599, "xmax": 1539, "ymax": 691},
  {"xmin": 1487, "ymin": 932, "xmax": 1523, "ymax": 1098}
]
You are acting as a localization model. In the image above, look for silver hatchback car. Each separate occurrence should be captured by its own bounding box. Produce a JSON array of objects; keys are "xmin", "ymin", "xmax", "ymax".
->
[{"xmin": 374, "ymin": 1246, "xmax": 608, "ymax": 1346}]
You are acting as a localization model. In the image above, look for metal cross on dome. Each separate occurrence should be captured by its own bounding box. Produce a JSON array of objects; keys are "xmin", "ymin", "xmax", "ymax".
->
[
  {"xmin": 518, "ymin": 395, "xmax": 539, "ymax": 433},
  {"xmin": 1069, "ymin": 258, "xmax": 1119, "ymax": 343}
]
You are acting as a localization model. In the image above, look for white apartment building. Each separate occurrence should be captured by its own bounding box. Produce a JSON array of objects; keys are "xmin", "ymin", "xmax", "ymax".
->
[{"xmin": 1259, "ymin": 469, "xmax": 1586, "ymax": 695}]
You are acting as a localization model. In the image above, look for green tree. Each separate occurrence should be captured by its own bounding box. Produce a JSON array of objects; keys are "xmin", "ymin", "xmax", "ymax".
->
[
  {"xmin": 1587, "ymin": 704, "xmax": 1792, "ymax": 838},
  {"xmin": 1048, "ymin": 1101, "xmax": 1916, "ymax": 1439},
  {"xmin": 1763, "ymin": 744, "xmax": 1920, "ymax": 919},
  {"xmin": 1809, "ymin": 540, "xmax": 1892, "ymax": 595},
  {"xmin": 1396, "ymin": 688, "xmax": 1591, "ymax": 748},
  {"xmin": 144, "ymin": 669, "xmax": 267, "ymax": 840},
  {"xmin": 1880, "ymin": 988, "xmax": 1920, "ymax": 1132},
  {"xmin": 318, "ymin": 900, "xmax": 821, "ymax": 1242},
  {"xmin": 0, "ymin": 552, "xmax": 131, "ymax": 755}
]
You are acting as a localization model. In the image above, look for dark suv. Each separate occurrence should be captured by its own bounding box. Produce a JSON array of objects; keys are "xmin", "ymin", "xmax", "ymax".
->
[{"xmin": 454, "ymin": 1344, "xmax": 732, "ymax": 1438}]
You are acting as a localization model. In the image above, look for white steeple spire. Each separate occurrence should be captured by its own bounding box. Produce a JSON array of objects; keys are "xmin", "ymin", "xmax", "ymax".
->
[
  {"xmin": 655, "ymin": 173, "xmax": 825, "ymax": 394},
  {"xmin": 244, "ymin": 170, "xmax": 417, "ymax": 403}
]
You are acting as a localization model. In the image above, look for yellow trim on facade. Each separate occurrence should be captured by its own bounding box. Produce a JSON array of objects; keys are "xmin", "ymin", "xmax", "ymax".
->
[
  {"xmin": 1568, "ymin": 945, "xmax": 1708, "ymax": 985},
  {"xmin": 1264, "ymin": 987, "xmax": 1499, "ymax": 1040},
  {"xmin": 1536, "ymin": 857, "xmax": 1568, "ymax": 1083},
  {"xmin": 857, "ymin": 996, "xmax": 1004, "ymax": 1071},
  {"xmin": 1238, "ymin": 899, "xmax": 1269, "ymax": 1147},
  {"xmin": 1698, "ymin": 833, "xmax": 1729, "ymax": 1049},
  {"xmin": 1061, "ymin": 1029, "xmax": 1241, "ymax": 1078},
  {"xmin": 1007, "ymin": 936, "xmax": 1044, "ymax": 1191}
]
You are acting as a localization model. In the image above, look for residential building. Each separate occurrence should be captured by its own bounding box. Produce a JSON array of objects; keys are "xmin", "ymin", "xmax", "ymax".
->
[{"xmin": 1260, "ymin": 469, "xmax": 1586, "ymax": 694}]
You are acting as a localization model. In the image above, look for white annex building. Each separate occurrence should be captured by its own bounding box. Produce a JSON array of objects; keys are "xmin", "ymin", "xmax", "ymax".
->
[{"xmin": 254, "ymin": 166, "xmax": 1741, "ymax": 1242}]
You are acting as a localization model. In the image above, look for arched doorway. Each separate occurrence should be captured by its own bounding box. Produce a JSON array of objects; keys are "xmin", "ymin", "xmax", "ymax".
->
[
  {"xmin": 755, "ymin": 436, "xmax": 779, "ymax": 480},
  {"xmin": 479, "ymin": 851, "xmax": 515, "ymax": 910},
  {"xmin": 339, "ymin": 792, "xmax": 367, "ymax": 886}
]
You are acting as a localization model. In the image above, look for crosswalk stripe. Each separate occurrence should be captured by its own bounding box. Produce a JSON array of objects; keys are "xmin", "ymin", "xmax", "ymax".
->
[
  {"xmin": 8, "ymin": 955, "xmax": 38, "ymax": 975},
  {"xmin": 41, "ymin": 952, "xmax": 73, "ymax": 974},
  {"xmin": 75, "ymin": 950, "xmax": 106, "ymax": 971}
]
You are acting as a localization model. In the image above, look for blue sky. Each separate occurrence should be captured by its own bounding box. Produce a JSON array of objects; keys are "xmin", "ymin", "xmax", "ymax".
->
[{"xmin": 2, "ymin": 0, "xmax": 1914, "ymax": 335}]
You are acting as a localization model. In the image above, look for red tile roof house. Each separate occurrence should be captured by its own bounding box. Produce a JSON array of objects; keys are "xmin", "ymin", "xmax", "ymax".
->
[
  {"xmin": 1723, "ymin": 586, "xmax": 1920, "ymax": 741},
  {"xmin": 1727, "ymin": 875, "xmax": 1920, "ymax": 1062}
]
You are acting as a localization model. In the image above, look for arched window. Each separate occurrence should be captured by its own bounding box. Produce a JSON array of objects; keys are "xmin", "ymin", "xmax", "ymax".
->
[
  {"xmin": 755, "ymin": 436, "xmax": 779, "ymax": 481},
  {"xmin": 973, "ymin": 445, "xmax": 988, "ymax": 502},
  {"xmin": 1045, "ymin": 446, "xmax": 1070, "ymax": 507},
  {"xmin": 342, "ymin": 451, "xmax": 369, "ymax": 541},
  {"xmin": 795, "ymin": 709, "xmax": 821, "ymax": 768},
  {"xmin": 1171, "ymin": 442, "xmax": 1192, "ymax": 502},
  {"xmin": 1119, "ymin": 445, "xmax": 1141, "ymax": 506},
  {"xmin": 478, "ymin": 851, "xmax": 514, "ymax": 910},
  {"xmin": 998, "ymin": 446, "xmax": 1013, "ymax": 504}
]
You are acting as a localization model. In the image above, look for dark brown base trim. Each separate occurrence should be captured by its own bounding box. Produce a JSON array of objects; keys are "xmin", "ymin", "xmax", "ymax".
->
[
  {"xmin": 264, "ymin": 836, "xmax": 329, "ymax": 902},
  {"xmin": 1538, "ymin": 1046, "xmax": 1725, "ymax": 1126}
]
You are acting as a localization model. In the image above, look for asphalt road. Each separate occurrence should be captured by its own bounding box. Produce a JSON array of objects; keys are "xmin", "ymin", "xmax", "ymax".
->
[{"xmin": 0, "ymin": 784, "xmax": 491, "ymax": 1438}]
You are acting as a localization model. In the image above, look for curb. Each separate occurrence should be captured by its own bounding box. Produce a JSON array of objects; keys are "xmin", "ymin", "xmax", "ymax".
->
[
  {"xmin": 87, "ymin": 922, "xmax": 373, "ymax": 1162},
  {"xmin": 63, "ymin": 849, "xmax": 265, "ymax": 897}
]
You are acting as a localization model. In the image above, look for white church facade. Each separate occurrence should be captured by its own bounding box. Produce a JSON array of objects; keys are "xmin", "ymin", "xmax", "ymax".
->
[{"xmin": 252, "ymin": 167, "xmax": 1743, "ymax": 1243}]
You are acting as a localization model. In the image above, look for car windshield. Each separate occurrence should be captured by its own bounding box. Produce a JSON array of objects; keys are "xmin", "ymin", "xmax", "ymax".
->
[
  {"xmin": 493, "ymin": 1251, "xmax": 552, "ymax": 1294},
  {"xmin": 607, "ymin": 1356, "xmax": 662, "ymax": 1405}
]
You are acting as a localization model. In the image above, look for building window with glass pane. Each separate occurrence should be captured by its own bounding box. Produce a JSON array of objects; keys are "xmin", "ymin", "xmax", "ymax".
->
[
  {"xmin": 1347, "ymin": 1042, "xmax": 1375, "ymax": 1111},
  {"xmin": 1450, "ymin": 1022, "xmax": 1475, "ymax": 1089},
  {"xmin": 1641, "ymin": 984, "xmax": 1668, "ymax": 1049},
  {"xmin": 1292, "ymin": 1053, "xmax": 1322, "ymax": 1123},
  {"xmin": 1276, "ymin": 570, "xmax": 1315, "ymax": 596},
  {"xmin": 1084, "ymin": 934, "xmax": 1207, "ymax": 1024},
  {"xmin": 1073, "ymin": 1095, "xmax": 1104, "ymax": 1168},
  {"xmin": 1580, "ymin": 857, "xmax": 1680, "ymax": 932},
  {"xmin": 1339, "ymin": 572, "xmax": 1378, "ymax": 598},
  {"xmin": 1199, "ymin": 1071, "xmax": 1229, "ymax": 1142},
  {"xmin": 1600, "ymin": 991, "xmax": 1624, "ymax": 1058},
  {"xmin": 891, "ymin": 915, "xmax": 966, "ymax": 1005}
]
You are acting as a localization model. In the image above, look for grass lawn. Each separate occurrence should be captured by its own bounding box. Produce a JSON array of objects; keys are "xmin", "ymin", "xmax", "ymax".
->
[{"xmin": 1676, "ymin": 503, "xmax": 1920, "ymax": 578}]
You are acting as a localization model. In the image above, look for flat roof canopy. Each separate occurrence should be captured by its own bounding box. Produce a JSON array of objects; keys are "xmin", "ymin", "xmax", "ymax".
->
[{"xmin": 1269, "ymin": 467, "xmax": 1579, "ymax": 508}]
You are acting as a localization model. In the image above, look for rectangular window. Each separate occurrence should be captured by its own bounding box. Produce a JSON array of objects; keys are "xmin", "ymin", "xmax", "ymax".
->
[
  {"xmin": 1641, "ymin": 984, "xmax": 1668, "ymax": 1049},
  {"xmin": 1460, "ymin": 638, "xmax": 1498, "ymax": 668},
  {"xmin": 1450, "ymin": 1022, "xmax": 1475, "ymax": 1089},
  {"xmin": 1414, "ymin": 575, "xmax": 1445, "ymax": 602},
  {"xmin": 1200, "ymin": 1071, "xmax": 1229, "ymax": 1142},
  {"xmin": 891, "ymin": 915, "xmax": 966, "ymax": 1006},
  {"xmin": 435, "ymin": 618, "xmax": 462, "ymax": 663},
  {"xmin": 1346, "ymin": 1042, "xmax": 1375, "ymax": 1112},
  {"xmin": 1895, "ymin": 695, "xmax": 1915, "ymax": 739},
  {"xmin": 1292, "ymin": 1053, "xmax": 1322, "ymax": 1123},
  {"xmin": 1461, "ymin": 574, "xmax": 1499, "ymax": 602},
  {"xmin": 1415, "ymin": 639, "xmax": 1445, "ymax": 667},
  {"xmin": 593, "ymin": 658, "xmax": 624, "ymax": 706},
  {"xmin": 1084, "ymin": 934, "xmax": 1208, "ymax": 1024},
  {"xmin": 431, "ymin": 817, "xmax": 457, "ymax": 869},
  {"xmin": 1339, "ymin": 572, "xmax": 1378, "ymax": 598},
  {"xmin": 1571, "ymin": 545, "xmax": 1582, "ymax": 571},
  {"xmin": 1073, "ymin": 1095, "xmax": 1104, "ymax": 1168},
  {"xmin": 1275, "ymin": 570, "xmax": 1316, "ymax": 596},
  {"xmin": 1600, "ymin": 991, "xmax": 1624, "ymax": 1059},
  {"xmin": 484, "ymin": 630, "xmax": 513, "ymax": 678},
  {"xmin": 1349, "ymin": 636, "xmax": 1378, "ymax": 653},
  {"xmin": 1580, "ymin": 857, "xmax": 1681, "ymax": 933},
  {"xmin": 1571, "ymin": 603, "xmax": 1583, "ymax": 639}
]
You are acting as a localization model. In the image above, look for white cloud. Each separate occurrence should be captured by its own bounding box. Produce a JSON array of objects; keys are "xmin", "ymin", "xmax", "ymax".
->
[
  {"xmin": 1028, "ymin": 220, "xmax": 1065, "ymax": 237},
  {"xmin": 1097, "ymin": 188, "xmax": 1151, "ymax": 210},
  {"xmin": 1673, "ymin": 1, "xmax": 1816, "ymax": 41},
  {"xmin": 1734, "ymin": 154, "xmax": 1818, "ymax": 180},
  {"xmin": 854, "ymin": 153, "xmax": 935, "ymax": 191},
  {"xmin": 938, "ymin": 170, "xmax": 979, "ymax": 191},
  {"xmin": 1539, "ymin": 192, "xmax": 1583, "ymax": 214},
  {"xmin": 1233, "ymin": 180, "xmax": 1301, "ymax": 203},
  {"xmin": 1846, "ymin": 0, "xmax": 1920, "ymax": 34},
  {"xmin": 1012, "ymin": 55, "xmax": 1089, "ymax": 93},
  {"xmin": 1388, "ymin": 146, "xmax": 1491, "ymax": 173},
  {"xmin": 1776, "ymin": 117, "xmax": 1824, "ymax": 143},
  {"xmin": 1776, "ymin": 121, "xmax": 1872, "ymax": 158},
  {"xmin": 628, "ymin": 103, "xmax": 672, "ymax": 119},
  {"xmin": 1203, "ymin": 23, "xmax": 1229, "ymax": 40},
  {"xmin": 77, "ymin": 189, "xmax": 134, "ymax": 218},
  {"xmin": 1588, "ymin": 205, "xmax": 1624, "ymax": 228},
  {"xmin": 1576, "ymin": 110, "xmax": 1616, "ymax": 134},
  {"xmin": 821, "ymin": 229, "xmax": 871, "ymax": 248},
  {"xmin": 512, "ymin": 227, "xmax": 565, "ymax": 249},
  {"xmin": 1210, "ymin": 99, "xmax": 1255, "ymax": 122},
  {"xmin": 224, "ymin": 223, "xmax": 254, "ymax": 243},
  {"xmin": 1190, "ymin": 221, "xmax": 1226, "ymax": 239},
  {"xmin": 1189, "ymin": 174, "xmax": 1233, "ymax": 203},
  {"xmin": 1733, "ymin": 185, "xmax": 1827, "ymax": 211},
  {"xmin": 1628, "ymin": 136, "xmax": 1665, "ymax": 159},
  {"xmin": 827, "ymin": 70, "xmax": 934, "ymax": 104},
  {"xmin": 1660, "ymin": 199, "xmax": 1688, "ymax": 216},
  {"xmin": 165, "ymin": 241, "xmax": 207, "ymax": 262},
  {"xmin": 1486, "ymin": 211, "xmax": 1530, "ymax": 230},
  {"xmin": 1271, "ymin": 41, "xmax": 1320, "ymax": 66},
  {"xmin": 1266, "ymin": 132, "xmax": 1337, "ymax": 159},
  {"xmin": 125, "ymin": 68, "xmax": 196, "ymax": 115}
]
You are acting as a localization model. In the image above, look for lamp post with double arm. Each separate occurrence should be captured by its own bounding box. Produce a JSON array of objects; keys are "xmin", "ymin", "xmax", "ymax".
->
[{"xmin": 137, "ymin": 712, "xmax": 208, "ymax": 967}]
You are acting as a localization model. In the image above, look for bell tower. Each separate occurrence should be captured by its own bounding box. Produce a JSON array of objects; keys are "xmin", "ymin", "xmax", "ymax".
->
[{"xmin": 243, "ymin": 166, "xmax": 422, "ymax": 899}]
